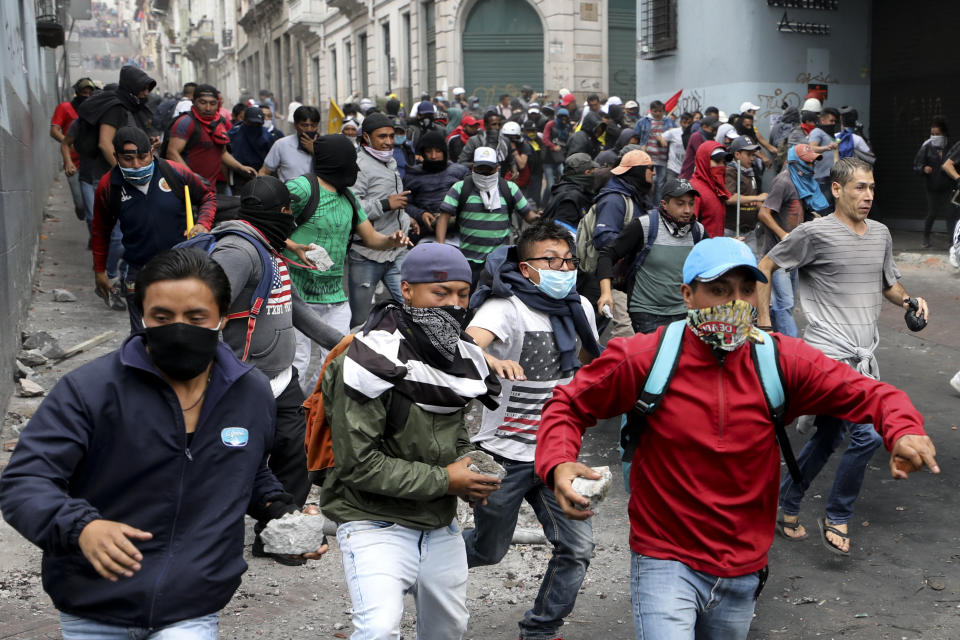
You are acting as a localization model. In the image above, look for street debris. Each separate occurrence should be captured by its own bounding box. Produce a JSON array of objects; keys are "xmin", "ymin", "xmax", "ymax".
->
[
  {"xmin": 52, "ymin": 289, "xmax": 77, "ymax": 302},
  {"xmin": 59, "ymin": 331, "xmax": 117, "ymax": 361},
  {"xmin": 21, "ymin": 331, "xmax": 64, "ymax": 360},
  {"xmin": 16, "ymin": 349, "xmax": 48, "ymax": 367},
  {"xmin": 14, "ymin": 360, "xmax": 35, "ymax": 379},
  {"xmin": 260, "ymin": 511, "xmax": 327, "ymax": 555},
  {"xmin": 16, "ymin": 379, "xmax": 44, "ymax": 398}
]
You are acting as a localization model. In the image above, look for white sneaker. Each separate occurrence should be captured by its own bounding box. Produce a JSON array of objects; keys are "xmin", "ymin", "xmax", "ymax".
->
[
  {"xmin": 949, "ymin": 244, "xmax": 960, "ymax": 269},
  {"xmin": 951, "ymin": 371, "xmax": 960, "ymax": 394}
]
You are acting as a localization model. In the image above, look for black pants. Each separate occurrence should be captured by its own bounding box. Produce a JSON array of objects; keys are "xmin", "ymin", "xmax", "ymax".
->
[
  {"xmin": 923, "ymin": 189, "xmax": 958, "ymax": 242},
  {"xmin": 630, "ymin": 311, "xmax": 686, "ymax": 335},
  {"xmin": 261, "ymin": 369, "xmax": 310, "ymax": 524}
]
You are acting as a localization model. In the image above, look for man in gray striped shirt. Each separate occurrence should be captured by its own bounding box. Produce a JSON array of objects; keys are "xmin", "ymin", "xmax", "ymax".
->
[{"xmin": 756, "ymin": 157, "xmax": 930, "ymax": 556}]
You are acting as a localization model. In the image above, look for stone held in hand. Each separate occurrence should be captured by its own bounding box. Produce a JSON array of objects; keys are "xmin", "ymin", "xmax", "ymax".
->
[
  {"xmin": 260, "ymin": 511, "xmax": 327, "ymax": 555},
  {"xmin": 305, "ymin": 244, "xmax": 334, "ymax": 272},
  {"xmin": 571, "ymin": 466, "xmax": 613, "ymax": 505},
  {"xmin": 458, "ymin": 450, "xmax": 507, "ymax": 480},
  {"xmin": 17, "ymin": 379, "xmax": 45, "ymax": 398},
  {"xmin": 52, "ymin": 289, "xmax": 77, "ymax": 302}
]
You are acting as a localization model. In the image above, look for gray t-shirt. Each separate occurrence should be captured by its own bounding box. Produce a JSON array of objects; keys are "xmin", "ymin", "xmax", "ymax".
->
[
  {"xmin": 263, "ymin": 134, "xmax": 313, "ymax": 182},
  {"xmin": 630, "ymin": 215, "xmax": 704, "ymax": 315},
  {"xmin": 758, "ymin": 171, "xmax": 803, "ymax": 256},
  {"xmin": 766, "ymin": 215, "xmax": 900, "ymax": 370}
]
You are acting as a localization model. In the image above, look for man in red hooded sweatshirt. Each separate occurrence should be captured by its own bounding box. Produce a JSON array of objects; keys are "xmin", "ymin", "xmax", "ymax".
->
[
  {"xmin": 447, "ymin": 114, "xmax": 482, "ymax": 164},
  {"xmin": 691, "ymin": 141, "xmax": 733, "ymax": 238}
]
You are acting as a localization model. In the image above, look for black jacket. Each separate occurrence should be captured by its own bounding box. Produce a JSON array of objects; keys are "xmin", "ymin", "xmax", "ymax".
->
[
  {"xmin": 566, "ymin": 111, "xmax": 605, "ymax": 159},
  {"xmin": 0, "ymin": 336, "xmax": 284, "ymax": 628}
]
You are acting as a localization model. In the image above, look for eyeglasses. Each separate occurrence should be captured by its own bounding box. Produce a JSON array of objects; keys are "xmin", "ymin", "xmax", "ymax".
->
[{"xmin": 525, "ymin": 256, "xmax": 580, "ymax": 270}]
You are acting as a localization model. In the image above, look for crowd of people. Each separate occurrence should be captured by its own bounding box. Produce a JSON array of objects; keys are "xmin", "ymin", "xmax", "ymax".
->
[
  {"xmin": 77, "ymin": 1, "xmax": 129, "ymax": 38},
  {"xmin": 0, "ymin": 67, "xmax": 951, "ymax": 640}
]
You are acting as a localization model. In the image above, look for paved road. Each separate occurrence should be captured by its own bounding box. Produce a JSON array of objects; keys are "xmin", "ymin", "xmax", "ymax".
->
[{"xmin": 1, "ymin": 177, "xmax": 958, "ymax": 638}]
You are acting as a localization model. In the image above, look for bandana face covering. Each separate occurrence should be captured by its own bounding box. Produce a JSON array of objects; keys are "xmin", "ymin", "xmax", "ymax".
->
[
  {"xmin": 403, "ymin": 305, "xmax": 466, "ymax": 361},
  {"xmin": 686, "ymin": 299, "xmax": 765, "ymax": 352}
]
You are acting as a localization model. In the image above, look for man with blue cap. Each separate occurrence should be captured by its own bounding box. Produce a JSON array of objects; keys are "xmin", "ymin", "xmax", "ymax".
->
[
  {"xmin": 534, "ymin": 236, "xmax": 938, "ymax": 639},
  {"xmin": 319, "ymin": 242, "xmax": 504, "ymax": 640}
]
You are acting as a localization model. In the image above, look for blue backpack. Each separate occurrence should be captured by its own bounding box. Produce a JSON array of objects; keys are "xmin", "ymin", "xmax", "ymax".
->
[
  {"xmin": 618, "ymin": 320, "xmax": 801, "ymax": 492},
  {"xmin": 175, "ymin": 227, "xmax": 274, "ymax": 362}
]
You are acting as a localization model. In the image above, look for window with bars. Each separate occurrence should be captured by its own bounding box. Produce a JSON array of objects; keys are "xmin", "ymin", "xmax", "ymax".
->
[{"xmin": 639, "ymin": 0, "xmax": 677, "ymax": 59}]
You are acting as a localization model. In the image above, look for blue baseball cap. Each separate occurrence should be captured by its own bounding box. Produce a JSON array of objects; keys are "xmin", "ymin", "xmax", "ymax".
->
[
  {"xmin": 401, "ymin": 243, "xmax": 472, "ymax": 284},
  {"xmin": 682, "ymin": 237, "xmax": 768, "ymax": 285}
]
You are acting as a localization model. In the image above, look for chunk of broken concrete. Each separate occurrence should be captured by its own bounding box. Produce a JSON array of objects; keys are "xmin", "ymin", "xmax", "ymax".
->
[
  {"xmin": 17, "ymin": 379, "xmax": 45, "ymax": 398},
  {"xmin": 17, "ymin": 349, "xmax": 48, "ymax": 367},
  {"xmin": 305, "ymin": 244, "xmax": 335, "ymax": 272},
  {"xmin": 21, "ymin": 332, "xmax": 64, "ymax": 359},
  {"xmin": 260, "ymin": 511, "xmax": 327, "ymax": 555},
  {"xmin": 15, "ymin": 360, "xmax": 35, "ymax": 379},
  {"xmin": 458, "ymin": 450, "xmax": 507, "ymax": 480},
  {"xmin": 52, "ymin": 289, "xmax": 77, "ymax": 302},
  {"xmin": 571, "ymin": 466, "xmax": 613, "ymax": 504}
]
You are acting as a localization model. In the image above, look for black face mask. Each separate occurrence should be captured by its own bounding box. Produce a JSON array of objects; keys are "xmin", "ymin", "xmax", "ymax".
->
[
  {"xmin": 239, "ymin": 209, "xmax": 295, "ymax": 252},
  {"xmin": 145, "ymin": 322, "xmax": 221, "ymax": 381},
  {"xmin": 422, "ymin": 159, "xmax": 446, "ymax": 173},
  {"xmin": 701, "ymin": 128, "xmax": 716, "ymax": 140},
  {"xmin": 735, "ymin": 123, "xmax": 753, "ymax": 136},
  {"xmin": 317, "ymin": 163, "xmax": 358, "ymax": 191},
  {"xmin": 818, "ymin": 123, "xmax": 837, "ymax": 136}
]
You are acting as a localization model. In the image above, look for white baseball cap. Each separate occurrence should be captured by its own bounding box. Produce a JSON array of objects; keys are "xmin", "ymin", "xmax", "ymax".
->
[
  {"xmin": 625, "ymin": 100, "xmax": 639, "ymax": 110},
  {"xmin": 739, "ymin": 101, "xmax": 761, "ymax": 113},
  {"xmin": 453, "ymin": 87, "xmax": 465, "ymax": 96},
  {"xmin": 718, "ymin": 110, "xmax": 729, "ymax": 123},
  {"xmin": 473, "ymin": 146, "xmax": 498, "ymax": 167}
]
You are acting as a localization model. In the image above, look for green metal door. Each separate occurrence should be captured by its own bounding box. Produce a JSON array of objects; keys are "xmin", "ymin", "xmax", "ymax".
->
[
  {"xmin": 608, "ymin": 0, "xmax": 636, "ymax": 99},
  {"xmin": 462, "ymin": 0, "xmax": 543, "ymax": 107},
  {"xmin": 425, "ymin": 0, "xmax": 437, "ymax": 94}
]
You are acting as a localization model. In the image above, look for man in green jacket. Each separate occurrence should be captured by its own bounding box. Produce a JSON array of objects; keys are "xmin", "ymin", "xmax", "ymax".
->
[{"xmin": 320, "ymin": 242, "xmax": 503, "ymax": 640}]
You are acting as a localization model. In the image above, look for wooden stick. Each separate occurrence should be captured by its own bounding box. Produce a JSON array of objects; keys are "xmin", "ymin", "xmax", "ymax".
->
[{"xmin": 58, "ymin": 331, "xmax": 117, "ymax": 360}]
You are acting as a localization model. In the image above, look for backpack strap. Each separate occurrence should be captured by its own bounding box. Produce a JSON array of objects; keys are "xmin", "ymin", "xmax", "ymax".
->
[
  {"xmin": 501, "ymin": 177, "xmax": 517, "ymax": 214},
  {"xmin": 622, "ymin": 193, "xmax": 636, "ymax": 226},
  {"xmin": 456, "ymin": 174, "xmax": 474, "ymax": 215},
  {"xmin": 633, "ymin": 209, "xmax": 661, "ymax": 270},
  {"xmin": 296, "ymin": 173, "xmax": 321, "ymax": 227},
  {"xmin": 750, "ymin": 331, "xmax": 802, "ymax": 483},
  {"xmin": 214, "ymin": 229, "xmax": 276, "ymax": 362}
]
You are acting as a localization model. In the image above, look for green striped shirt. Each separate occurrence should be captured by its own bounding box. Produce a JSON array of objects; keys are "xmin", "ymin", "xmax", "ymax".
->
[{"xmin": 439, "ymin": 179, "xmax": 530, "ymax": 263}]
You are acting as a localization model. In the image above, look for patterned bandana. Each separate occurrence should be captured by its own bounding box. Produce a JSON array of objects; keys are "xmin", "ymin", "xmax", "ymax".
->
[
  {"xmin": 686, "ymin": 299, "xmax": 765, "ymax": 352},
  {"xmin": 403, "ymin": 304, "xmax": 466, "ymax": 361}
]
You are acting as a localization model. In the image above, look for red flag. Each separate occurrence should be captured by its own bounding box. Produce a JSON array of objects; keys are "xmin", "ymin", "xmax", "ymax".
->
[{"xmin": 664, "ymin": 89, "xmax": 683, "ymax": 115}]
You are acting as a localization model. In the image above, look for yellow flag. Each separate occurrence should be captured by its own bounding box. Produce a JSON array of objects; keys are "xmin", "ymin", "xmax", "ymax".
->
[
  {"xmin": 328, "ymin": 98, "xmax": 345, "ymax": 134},
  {"xmin": 184, "ymin": 185, "xmax": 194, "ymax": 231}
]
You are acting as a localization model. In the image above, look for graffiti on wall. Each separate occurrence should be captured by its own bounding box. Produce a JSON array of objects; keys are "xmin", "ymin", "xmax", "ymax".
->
[
  {"xmin": 755, "ymin": 87, "xmax": 802, "ymax": 119},
  {"xmin": 676, "ymin": 89, "xmax": 704, "ymax": 115},
  {"xmin": 796, "ymin": 71, "xmax": 837, "ymax": 84}
]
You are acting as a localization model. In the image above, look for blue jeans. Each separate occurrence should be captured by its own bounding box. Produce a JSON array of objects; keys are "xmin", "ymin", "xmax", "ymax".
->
[
  {"xmin": 770, "ymin": 268, "xmax": 798, "ymax": 338},
  {"xmin": 347, "ymin": 252, "xmax": 405, "ymax": 327},
  {"xmin": 463, "ymin": 456, "xmax": 594, "ymax": 639},
  {"xmin": 778, "ymin": 417, "xmax": 883, "ymax": 525},
  {"xmin": 542, "ymin": 162, "xmax": 562, "ymax": 201},
  {"xmin": 81, "ymin": 179, "xmax": 124, "ymax": 279},
  {"xmin": 60, "ymin": 612, "xmax": 219, "ymax": 639},
  {"xmin": 631, "ymin": 554, "xmax": 762, "ymax": 640},
  {"xmin": 652, "ymin": 164, "xmax": 669, "ymax": 207}
]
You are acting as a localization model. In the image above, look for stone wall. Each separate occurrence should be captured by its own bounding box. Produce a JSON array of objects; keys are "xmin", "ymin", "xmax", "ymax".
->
[{"xmin": 0, "ymin": 2, "xmax": 60, "ymax": 405}]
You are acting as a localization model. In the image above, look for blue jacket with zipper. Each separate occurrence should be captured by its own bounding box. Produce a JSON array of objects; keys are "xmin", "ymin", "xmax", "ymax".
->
[{"xmin": 0, "ymin": 335, "xmax": 285, "ymax": 627}]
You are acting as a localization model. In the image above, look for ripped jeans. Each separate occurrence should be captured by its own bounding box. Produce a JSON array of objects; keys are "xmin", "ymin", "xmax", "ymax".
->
[{"xmin": 347, "ymin": 252, "xmax": 405, "ymax": 327}]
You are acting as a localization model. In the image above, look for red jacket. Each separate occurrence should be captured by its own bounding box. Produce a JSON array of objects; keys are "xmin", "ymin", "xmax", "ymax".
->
[
  {"xmin": 690, "ymin": 141, "xmax": 731, "ymax": 239},
  {"xmin": 535, "ymin": 327, "xmax": 926, "ymax": 578}
]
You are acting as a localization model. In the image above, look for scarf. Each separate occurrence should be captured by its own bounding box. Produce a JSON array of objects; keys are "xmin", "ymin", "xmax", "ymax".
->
[
  {"xmin": 445, "ymin": 107, "xmax": 463, "ymax": 134},
  {"xmin": 342, "ymin": 301, "xmax": 501, "ymax": 413},
  {"xmin": 692, "ymin": 141, "xmax": 732, "ymax": 201},
  {"xmin": 800, "ymin": 122, "xmax": 817, "ymax": 136},
  {"xmin": 473, "ymin": 171, "xmax": 502, "ymax": 211},
  {"xmin": 191, "ymin": 106, "xmax": 230, "ymax": 145},
  {"xmin": 314, "ymin": 134, "xmax": 359, "ymax": 190},
  {"xmin": 403, "ymin": 305, "xmax": 463, "ymax": 361},
  {"xmin": 471, "ymin": 246, "xmax": 603, "ymax": 374},
  {"xmin": 447, "ymin": 124, "xmax": 472, "ymax": 144},
  {"xmin": 787, "ymin": 146, "xmax": 830, "ymax": 212},
  {"xmin": 838, "ymin": 128, "xmax": 856, "ymax": 158}
]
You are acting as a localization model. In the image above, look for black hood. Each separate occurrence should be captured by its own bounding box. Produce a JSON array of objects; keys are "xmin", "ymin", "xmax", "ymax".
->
[
  {"xmin": 78, "ymin": 67, "xmax": 156, "ymax": 125},
  {"xmin": 779, "ymin": 107, "xmax": 800, "ymax": 126},
  {"xmin": 581, "ymin": 111, "xmax": 605, "ymax": 136},
  {"xmin": 119, "ymin": 65, "xmax": 157, "ymax": 95}
]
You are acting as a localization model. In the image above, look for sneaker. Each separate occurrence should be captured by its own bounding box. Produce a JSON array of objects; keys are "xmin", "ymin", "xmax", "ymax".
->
[
  {"xmin": 950, "ymin": 371, "xmax": 960, "ymax": 394},
  {"xmin": 949, "ymin": 245, "xmax": 960, "ymax": 269},
  {"xmin": 108, "ymin": 284, "xmax": 127, "ymax": 311},
  {"xmin": 252, "ymin": 534, "xmax": 307, "ymax": 566}
]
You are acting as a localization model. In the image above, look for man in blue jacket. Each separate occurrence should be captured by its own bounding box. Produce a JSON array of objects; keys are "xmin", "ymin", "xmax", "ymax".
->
[
  {"xmin": 404, "ymin": 129, "xmax": 469, "ymax": 242},
  {"xmin": 0, "ymin": 248, "xmax": 326, "ymax": 639}
]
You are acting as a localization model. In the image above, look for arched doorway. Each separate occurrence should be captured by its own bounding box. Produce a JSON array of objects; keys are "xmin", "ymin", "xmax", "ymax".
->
[{"xmin": 462, "ymin": 0, "xmax": 544, "ymax": 107}]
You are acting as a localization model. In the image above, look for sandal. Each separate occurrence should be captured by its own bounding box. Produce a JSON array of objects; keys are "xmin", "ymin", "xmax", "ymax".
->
[
  {"xmin": 818, "ymin": 518, "xmax": 850, "ymax": 556},
  {"xmin": 776, "ymin": 516, "xmax": 808, "ymax": 541}
]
